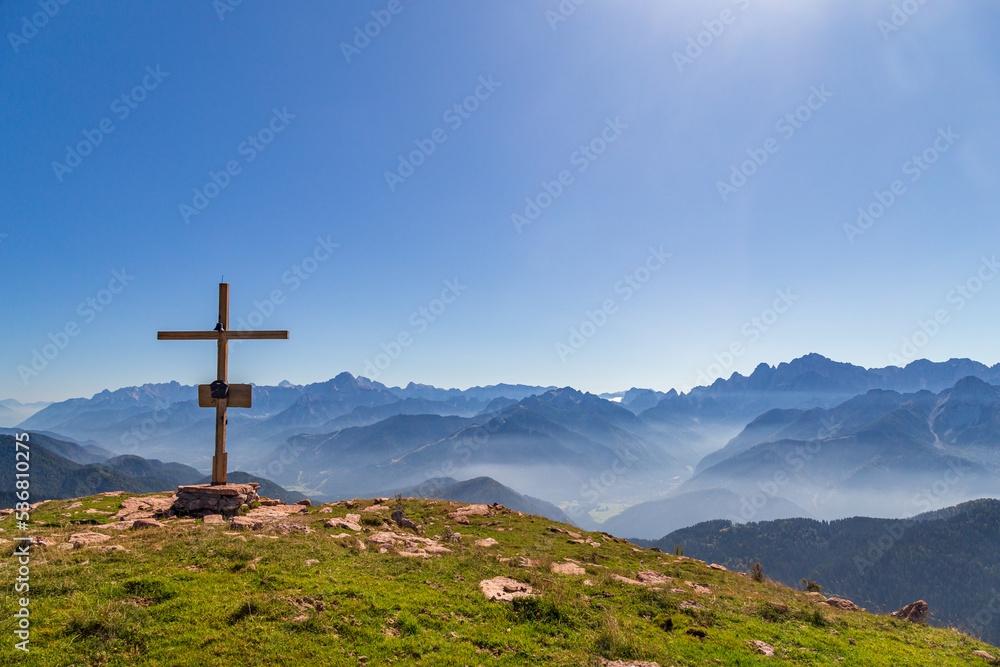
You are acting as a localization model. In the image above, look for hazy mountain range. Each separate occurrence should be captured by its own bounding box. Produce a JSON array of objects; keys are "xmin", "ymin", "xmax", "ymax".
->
[
  {"xmin": 0, "ymin": 398, "xmax": 50, "ymax": 427},
  {"xmin": 7, "ymin": 354, "xmax": 1000, "ymax": 536}
]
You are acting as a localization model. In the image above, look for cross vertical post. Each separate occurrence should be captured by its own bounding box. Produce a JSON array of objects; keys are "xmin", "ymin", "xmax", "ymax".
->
[
  {"xmin": 157, "ymin": 282, "xmax": 289, "ymax": 485},
  {"xmin": 214, "ymin": 283, "xmax": 229, "ymax": 485}
]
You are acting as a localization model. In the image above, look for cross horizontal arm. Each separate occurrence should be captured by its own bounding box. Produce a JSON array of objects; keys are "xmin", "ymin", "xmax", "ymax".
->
[
  {"xmin": 157, "ymin": 331, "xmax": 288, "ymax": 341},
  {"xmin": 226, "ymin": 331, "xmax": 289, "ymax": 340},
  {"xmin": 157, "ymin": 331, "xmax": 220, "ymax": 340}
]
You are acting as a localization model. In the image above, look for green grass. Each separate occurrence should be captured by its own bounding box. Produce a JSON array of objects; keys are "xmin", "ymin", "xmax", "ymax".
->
[{"xmin": 0, "ymin": 494, "xmax": 996, "ymax": 666}]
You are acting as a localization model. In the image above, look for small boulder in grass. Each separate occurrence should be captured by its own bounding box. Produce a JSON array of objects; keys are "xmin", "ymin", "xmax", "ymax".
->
[
  {"xmin": 479, "ymin": 576, "xmax": 533, "ymax": 601},
  {"xmin": 819, "ymin": 597, "xmax": 863, "ymax": 612},
  {"xmin": 68, "ymin": 532, "xmax": 111, "ymax": 547},
  {"xmin": 229, "ymin": 516, "xmax": 264, "ymax": 531},
  {"xmin": 296, "ymin": 499, "xmax": 312, "ymax": 506},
  {"xmin": 132, "ymin": 519, "xmax": 165, "ymax": 529},
  {"xmin": 889, "ymin": 600, "xmax": 929, "ymax": 624},
  {"xmin": 748, "ymin": 640, "xmax": 775, "ymax": 657},
  {"xmin": 551, "ymin": 562, "xmax": 586, "ymax": 575}
]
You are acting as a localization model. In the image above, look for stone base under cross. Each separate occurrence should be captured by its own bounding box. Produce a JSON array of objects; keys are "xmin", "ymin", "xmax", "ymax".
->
[{"xmin": 173, "ymin": 483, "xmax": 260, "ymax": 517}]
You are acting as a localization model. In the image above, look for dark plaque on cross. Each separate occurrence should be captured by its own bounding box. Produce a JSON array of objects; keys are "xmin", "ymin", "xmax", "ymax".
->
[{"xmin": 157, "ymin": 283, "xmax": 288, "ymax": 485}]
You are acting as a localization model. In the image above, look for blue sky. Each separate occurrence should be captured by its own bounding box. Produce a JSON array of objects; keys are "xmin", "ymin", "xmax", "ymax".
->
[{"xmin": 2, "ymin": 0, "xmax": 999, "ymax": 403}]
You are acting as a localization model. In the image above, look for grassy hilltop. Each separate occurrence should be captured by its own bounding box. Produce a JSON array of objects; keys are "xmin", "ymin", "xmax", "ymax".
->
[{"xmin": 1, "ymin": 493, "xmax": 997, "ymax": 666}]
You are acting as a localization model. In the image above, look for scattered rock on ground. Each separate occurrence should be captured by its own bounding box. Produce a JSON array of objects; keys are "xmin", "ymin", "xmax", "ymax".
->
[
  {"xmin": 679, "ymin": 600, "xmax": 706, "ymax": 611},
  {"xmin": 474, "ymin": 538, "xmax": 498, "ymax": 548},
  {"xmin": 479, "ymin": 576, "xmax": 533, "ymax": 601},
  {"xmin": 449, "ymin": 504, "xmax": 491, "ymax": 520},
  {"xmin": 551, "ymin": 562, "xmax": 586, "ymax": 575},
  {"xmin": 247, "ymin": 504, "xmax": 308, "ymax": 520},
  {"xmin": 68, "ymin": 532, "xmax": 111, "ymax": 547},
  {"xmin": 296, "ymin": 499, "xmax": 312, "ymax": 506},
  {"xmin": 366, "ymin": 531, "xmax": 451, "ymax": 558},
  {"xmin": 637, "ymin": 571, "xmax": 674, "ymax": 586},
  {"xmin": 598, "ymin": 659, "xmax": 661, "ymax": 667},
  {"xmin": 820, "ymin": 597, "xmax": 863, "ymax": 612},
  {"xmin": 131, "ymin": 519, "xmax": 165, "ymax": 529},
  {"xmin": 749, "ymin": 640, "xmax": 775, "ymax": 657},
  {"xmin": 325, "ymin": 518, "xmax": 362, "ymax": 531},
  {"xmin": 362, "ymin": 504, "xmax": 390, "ymax": 513},
  {"xmin": 971, "ymin": 650, "xmax": 996, "ymax": 661},
  {"xmin": 230, "ymin": 517, "xmax": 264, "ymax": 531},
  {"xmin": 96, "ymin": 545, "xmax": 128, "ymax": 553},
  {"xmin": 708, "ymin": 563, "xmax": 728, "ymax": 571},
  {"xmin": 610, "ymin": 573, "xmax": 645, "ymax": 586},
  {"xmin": 391, "ymin": 509, "xmax": 418, "ymax": 531},
  {"xmin": 202, "ymin": 514, "xmax": 224, "ymax": 524},
  {"xmin": 685, "ymin": 581, "xmax": 712, "ymax": 595},
  {"xmin": 272, "ymin": 523, "xmax": 314, "ymax": 535},
  {"xmin": 112, "ymin": 495, "xmax": 175, "ymax": 522}
]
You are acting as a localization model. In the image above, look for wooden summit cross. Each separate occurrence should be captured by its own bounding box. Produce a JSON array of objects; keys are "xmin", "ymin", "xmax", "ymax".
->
[{"xmin": 157, "ymin": 283, "xmax": 288, "ymax": 485}]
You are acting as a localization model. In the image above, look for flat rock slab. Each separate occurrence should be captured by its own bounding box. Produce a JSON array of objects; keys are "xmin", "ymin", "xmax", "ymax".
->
[
  {"xmin": 362, "ymin": 504, "xmax": 391, "ymax": 513},
  {"xmin": 449, "ymin": 504, "xmax": 491, "ymax": 519},
  {"xmin": 68, "ymin": 532, "xmax": 111, "ymax": 547},
  {"xmin": 474, "ymin": 538, "xmax": 498, "ymax": 548},
  {"xmin": 598, "ymin": 660, "xmax": 661, "ymax": 667},
  {"xmin": 112, "ymin": 495, "xmax": 176, "ymax": 521},
  {"xmin": 325, "ymin": 519, "xmax": 361, "ymax": 531},
  {"xmin": 637, "ymin": 571, "xmax": 674, "ymax": 586},
  {"xmin": 551, "ymin": 562, "xmax": 586, "ymax": 575},
  {"xmin": 94, "ymin": 521, "xmax": 135, "ymax": 531},
  {"xmin": 748, "ymin": 640, "xmax": 775, "ymax": 657},
  {"xmin": 366, "ymin": 531, "xmax": 451, "ymax": 557},
  {"xmin": 132, "ymin": 519, "xmax": 165, "ymax": 529},
  {"xmin": 177, "ymin": 483, "xmax": 260, "ymax": 496},
  {"xmin": 202, "ymin": 514, "xmax": 224, "ymax": 524},
  {"xmin": 247, "ymin": 504, "xmax": 308, "ymax": 520},
  {"xmin": 479, "ymin": 576, "xmax": 533, "ymax": 601}
]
